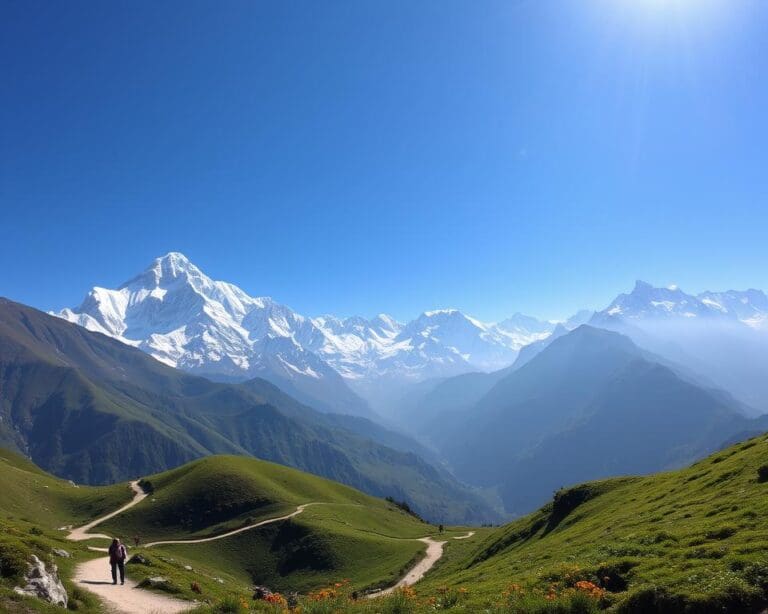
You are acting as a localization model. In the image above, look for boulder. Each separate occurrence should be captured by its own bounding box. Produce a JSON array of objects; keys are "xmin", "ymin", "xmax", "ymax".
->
[
  {"xmin": 252, "ymin": 585, "xmax": 274, "ymax": 600},
  {"xmin": 145, "ymin": 576, "xmax": 169, "ymax": 587},
  {"xmin": 52, "ymin": 549, "xmax": 70, "ymax": 558},
  {"xmin": 13, "ymin": 555, "xmax": 68, "ymax": 607},
  {"xmin": 128, "ymin": 554, "xmax": 150, "ymax": 566},
  {"xmin": 183, "ymin": 565, "xmax": 193, "ymax": 571}
]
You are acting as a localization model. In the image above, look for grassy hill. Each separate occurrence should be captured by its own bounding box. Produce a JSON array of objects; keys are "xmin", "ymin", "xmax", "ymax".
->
[
  {"xmin": 189, "ymin": 431, "xmax": 768, "ymax": 612},
  {"xmin": 3, "ymin": 434, "xmax": 768, "ymax": 613},
  {"xmin": 97, "ymin": 455, "xmax": 442, "ymax": 594},
  {"xmin": 0, "ymin": 450, "xmax": 135, "ymax": 613},
  {"xmin": 0, "ymin": 449, "xmax": 132, "ymax": 528},
  {"xmin": 0, "ymin": 448, "xmax": 449, "ymax": 611},
  {"xmin": 415, "ymin": 432, "xmax": 768, "ymax": 612}
]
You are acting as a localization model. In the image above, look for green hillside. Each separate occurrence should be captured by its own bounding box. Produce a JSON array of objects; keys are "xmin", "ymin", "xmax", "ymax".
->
[
  {"xmin": 0, "ymin": 450, "xmax": 134, "ymax": 613},
  {"xmin": 97, "ymin": 455, "xmax": 439, "ymax": 594},
  {"xmin": 186, "ymin": 432, "xmax": 768, "ymax": 612},
  {"xmin": 0, "ymin": 449, "xmax": 132, "ymax": 527},
  {"xmin": 0, "ymin": 448, "xmax": 447, "ymax": 611},
  {"xmin": 4, "ymin": 434, "xmax": 768, "ymax": 613},
  {"xmin": 416, "ymin": 432, "xmax": 768, "ymax": 612}
]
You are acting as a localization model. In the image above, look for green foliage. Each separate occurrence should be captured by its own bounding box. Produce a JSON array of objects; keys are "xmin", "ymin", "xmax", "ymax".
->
[
  {"xmin": 384, "ymin": 497, "xmax": 424, "ymax": 522},
  {"xmin": 757, "ymin": 464, "xmax": 768, "ymax": 483},
  {"xmin": 0, "ymin": 542, "xmax": 28, "ymax": 580},
  {"xmin": 138, "ymin": 479, "xmax": 155, "ymax": 494},
  {"xmin": 415, "ymin": 433, "xmax": 768, "ymax": 612}
]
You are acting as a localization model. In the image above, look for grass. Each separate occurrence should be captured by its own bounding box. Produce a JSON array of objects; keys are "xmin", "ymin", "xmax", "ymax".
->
[
  {"xmin": 0, "ymin": 450, "xmax": 133, "ymax": 528},
  {"xmin": 97, "ymin": 455, "xmax": 440, "ymax": 594},
  {"xmin": 0, "ymin": 515, "xmax": 109, "ymax": 613},
  {"xmin": 5, "ymin": 432, "xmax": 768, "ymax": 613},
  {"xmin": 182, "ymin": 433, "xmax": 768, "ymax": 613},
  {"xmin": 415, "ymin": 432, "xmax": 768, "ymax": 612}
]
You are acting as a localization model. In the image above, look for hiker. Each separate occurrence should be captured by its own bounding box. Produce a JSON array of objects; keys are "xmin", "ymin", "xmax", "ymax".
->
[{"xmin": 108, "ymin": 538, "xmax": 127, "ymax": 585}]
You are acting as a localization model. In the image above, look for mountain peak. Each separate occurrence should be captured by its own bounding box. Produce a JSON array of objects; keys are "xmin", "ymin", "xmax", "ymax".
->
[
  {"xmin": 120, "ymin": 252, "xmax": 208, "ymax": 290},
  {"xmin": 632, "ymin": 279, "xmax": 654, "ymax": 292}
]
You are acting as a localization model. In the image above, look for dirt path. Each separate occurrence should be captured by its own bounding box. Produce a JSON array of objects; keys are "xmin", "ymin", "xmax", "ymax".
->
[
  {"xmin": 67, "ymin": 482, "xmax": 475, "ymax": 608},
  {"xmin": 71, "ymin": 555, "xmax": 192, "ymax": 614},
  {"xmin": 143, "ymin": 503, "xmax": 314, "ymax": 547},
  {"xmin": 368, "ymin": 531, "xmax": 477, "ymax": 597},
  {"xmin": 68, "ymin": 481, "xmax": 147, "ymax": 542},
  {"xmin": 67, "ymin": 487, "xmax": 315, "ymax": 614},
  {"xmin": 68, "ymin": 481, "xmax": 195, "ymax": 613}
]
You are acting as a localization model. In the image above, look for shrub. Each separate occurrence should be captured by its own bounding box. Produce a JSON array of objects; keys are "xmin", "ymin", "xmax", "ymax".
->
[
  {"xmin": 0, "ymin": 542, "xmax": 29, "ymax": 580},
  {"xmin": 212, "ymin": 595, "xmax": 248, "ymax": 613},
  {"xmin": 384, "ymin": 497, "xmax": 423, "ymax": 521},
  {"xmin": 138, "ymin": 479, "xmax": 155, "ymax": 494},
  {"xmin": 706, "ymin": 526, "xmax": 737, "ymax": 540},
  {"xmin": 757, "ymin": 465, "xmax": 768, "ymax": 483},
  {"xmin": 741, "ymin": 559, "xmax": 768, "ymax": 591},
  {"xmin": 616, "ymin": 586, "xmax": 685, "ymax": 613}
]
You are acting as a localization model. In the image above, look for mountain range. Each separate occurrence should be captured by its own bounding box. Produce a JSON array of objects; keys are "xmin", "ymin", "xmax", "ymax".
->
[
  {"xmin": 0, "ymin": 297, "xmax": 497, "ymax": 523},
  {"xmin": 19, "ymin": 254, "xmax": 768, "ymax": 519},
  {"xmin": 420, "ymin": 325, "xmax": 768, "ymax": 515},
  {"xmin": 55, "ymin": 252, "xmax": 581, "ymax": 415},
  {"xmin": 592, "ymin": 280, "xmax": 768, "ymax": 413}
]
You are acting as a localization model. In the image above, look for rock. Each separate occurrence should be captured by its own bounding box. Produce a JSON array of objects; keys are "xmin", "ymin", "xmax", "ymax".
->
[
  {"xmin": 252, "ymin": 585, "xmax": 274, "ymax": 600},
  {"xmin": 68, "ymin": 480, "xmax": 79, "ymax": 488},
  {"xmin": 286, "ymin": 591, "xmax": 299, "ymax": 608},
  {"xmin": 183, "ymin": 565, "xmax": 193, "ymax": 571},
  {"xmin": 13, "ymin": 555, "xmax": 68, "ymax": 607},
  {"xmin": 213, "ymin": 577, "xmax": 225, "ymax": 584},
  {"xmin": 128, "ymin": 554, "xmax": 150, "ymax": 565},
  {"xmin": 145, "ymin": 576, "xmax": 169, "ymax": 587},
  {"xmin": 52, "ymin": 549, "xmax": 70, "ymax": 558}
]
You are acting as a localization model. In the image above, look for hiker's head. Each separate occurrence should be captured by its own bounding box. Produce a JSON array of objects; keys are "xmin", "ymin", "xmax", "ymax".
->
[{"xmin": 111, "ymin": 538, "xmax": 119, "ymax": 547}]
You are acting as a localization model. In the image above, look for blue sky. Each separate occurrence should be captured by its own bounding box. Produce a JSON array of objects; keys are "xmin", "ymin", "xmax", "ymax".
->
[{"xmin": 1, "ymin": 1, "xmax": 767, "ymax": 321}]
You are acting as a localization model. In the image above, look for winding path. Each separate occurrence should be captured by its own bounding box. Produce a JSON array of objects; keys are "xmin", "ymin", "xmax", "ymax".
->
[
  {"xmin": 68, "ymin": 481, "xmax": 147, "ymax": 542},
  {"xmin": 68, "ymin": 481, "xmax": 192, "ymax": 614},
  {"xmin": 66, "ymin": 480, "xmax": 476, "ymax": 611},
  {"xmin": 143, "ymin": 503, "xmax": 315, "ymax": 547},
  {"xmin": 367, "ymin": 531, "xmax": 476, "ymax": 597}
]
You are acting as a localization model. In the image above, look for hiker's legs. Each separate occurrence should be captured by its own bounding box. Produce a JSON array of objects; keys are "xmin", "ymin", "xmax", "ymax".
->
[
  {"xmin": 111, "ymin": 562, "xmax": 117, "ymax": 584},
  {"xmin": 118, "ymin": 561, "xmax": 125, "ymax": 584}
]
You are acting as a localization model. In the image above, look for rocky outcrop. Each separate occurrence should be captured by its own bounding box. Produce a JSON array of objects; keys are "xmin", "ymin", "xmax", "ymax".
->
[
  {"xmin": 252, "ymin": 585, "xmax": 274, "ymax": 600},
  {"xmin": 13, "ymin": 555, "xmax": 68, "ymax": 607}
]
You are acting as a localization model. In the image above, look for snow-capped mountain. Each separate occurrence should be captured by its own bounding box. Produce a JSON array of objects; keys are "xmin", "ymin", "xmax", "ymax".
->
[
  {"xmin": 592, "ymin": 280, "xmax": 768, "ymax": 414},
  {"xmin": 56, "ymin": 252, "xmax": 559, "ymax": 414},
  {"xmin": 311, "ymin": 307, "xmax": 568, "ymax": 383},
  {"xmin": 600, "ymin": 280, "xmax": 768, "ymax": 329},
  {"xmin": 57, "ymin": 253, "xmax": 371, "ymax": 417},
  {"xmin": 698, "ymin": 289, "xmax": 768, "ymax": 330}
]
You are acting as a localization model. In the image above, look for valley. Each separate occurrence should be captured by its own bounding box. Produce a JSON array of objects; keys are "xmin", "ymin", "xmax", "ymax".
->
[
  {"xmin": 2, "ymin": 431, "xmax": 768, "ymax": 613},
  {"xmin": 2, "ymin": 256, "xmax": 768, "ymax": 613}
]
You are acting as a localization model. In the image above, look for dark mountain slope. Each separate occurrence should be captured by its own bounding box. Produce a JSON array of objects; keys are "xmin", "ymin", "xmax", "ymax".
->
[
  {"xmin": 402, "ymin": 324, "xmax": 571, "ymax": 434},
  {"xmin": 0, "ymin": 298, "xmax": 497, "ymax": 523},
  {"xmin": 436, "ymin": 325, "xmax": 762, "ymax": 514}
]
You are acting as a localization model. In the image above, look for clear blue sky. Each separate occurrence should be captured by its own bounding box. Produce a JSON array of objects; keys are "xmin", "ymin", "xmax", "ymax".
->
[{"xmin": 1, "ymin": 1, "xmax": 767, "ymax": 321}]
